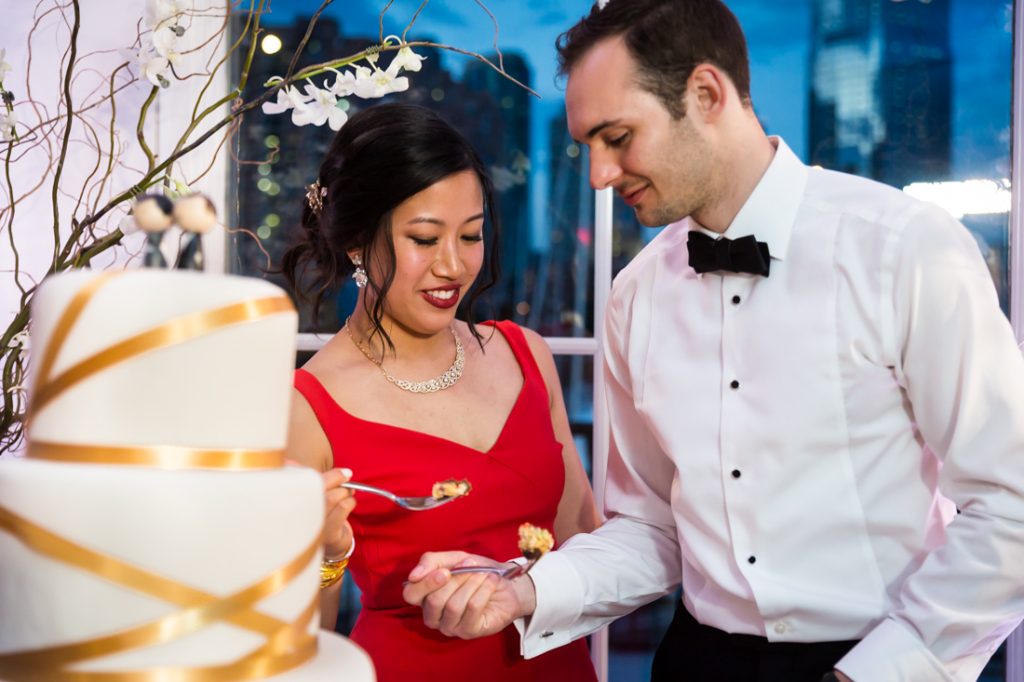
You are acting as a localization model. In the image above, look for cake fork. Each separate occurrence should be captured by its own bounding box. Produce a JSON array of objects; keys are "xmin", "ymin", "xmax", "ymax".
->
[
  {"xmin": 448, "ymin": 559, "xmax": 538, "ymax": 580},
  {"xmin": 401, "ymin": 560, "xmax": 535, "ymax": 588},
  {"xmin": 341, "ymin": 481, "xmax": 461, "ymax": 511}
]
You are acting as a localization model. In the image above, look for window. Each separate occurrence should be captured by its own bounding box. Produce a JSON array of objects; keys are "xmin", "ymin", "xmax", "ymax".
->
[{"xmin": 229, "ymin": 1, "xmax": 1018, "ymax": 680}]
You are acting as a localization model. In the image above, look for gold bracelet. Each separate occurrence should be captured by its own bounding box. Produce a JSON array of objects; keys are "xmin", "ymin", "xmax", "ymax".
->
[{"xmin": 319, "ymin": 555, "xmax": 349, "ymax": 590}]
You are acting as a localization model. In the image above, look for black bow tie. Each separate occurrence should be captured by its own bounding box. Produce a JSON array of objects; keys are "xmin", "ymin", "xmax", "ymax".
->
[{"xmin": 687, "ymin": 231, "xmax": 771, "ymax": 277}]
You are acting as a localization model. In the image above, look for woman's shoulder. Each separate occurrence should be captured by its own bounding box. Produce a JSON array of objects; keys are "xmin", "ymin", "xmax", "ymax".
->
[
  {"xmin": 467, "ymin": 320, "xmax": 555, "ymax": 377},
  {"xmin": 299, "ymin": 331, "xmax": 362, "ymax": 375},
  {"xmin": 466, "ymin": 319, "xmax": 537, "ymax": 350}
]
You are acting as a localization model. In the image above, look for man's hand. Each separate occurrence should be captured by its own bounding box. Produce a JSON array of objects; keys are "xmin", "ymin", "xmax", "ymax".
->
[{"xmin": 403, "ymin": 551, "xmax": 537, "ymax": 639}]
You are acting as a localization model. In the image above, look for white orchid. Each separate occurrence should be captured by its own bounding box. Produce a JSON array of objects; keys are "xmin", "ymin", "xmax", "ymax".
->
[
  {"xmin": 0, "ymin": 107, "xmax": 17, "ymax": 142},
  {"xmin": 353, "ymin": 61, "xmax": 409, "ymax": 99},
  {"xmin": 262, "ymin": 44, "xmax": 423, "ymax": 129},
  {"xmin": 390, "ymin": 46, "xmax": 425, "ymax": 73},
  {"xmin": 294, "ymin": 83, "xmax": 348, "ymax": 130},
  {"xmin": 0, "ymin": 49, "xmax": 11, "ymax": 82},
  {"xmin": 136, "ymin": 47, "xmax": 171, "ymax": 88},
  {"xmin": 130, "ymin": 0, "xmax": 184, "ymax": 90},
  {"xmin": 145, "ymin": 0, "xmax": 185, "ymax": 30},
  {"xmin": 261, "ymin": 84, "xmax": 312, "ymax": 119},
  {"xmin": 327, "ymin": 68, "xmax": 361, "ymax": 98},
  {"xmin": 150, "ymin": 24, "xmax": 181, "ymax": 60}
]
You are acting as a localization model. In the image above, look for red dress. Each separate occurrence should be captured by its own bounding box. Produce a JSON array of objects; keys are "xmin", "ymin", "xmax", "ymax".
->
[{"xmin": 294, "ymin": 321, "xmax": 597, "ymax": 682}]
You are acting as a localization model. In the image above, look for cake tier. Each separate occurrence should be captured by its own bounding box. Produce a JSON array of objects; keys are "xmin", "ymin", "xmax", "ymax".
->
[
  {"xmin": 0, "ymin": 458, "xmax": 326, "ymax": 677},
  {"xmin": 28, "ymin": 269, "xmax": 297, "ymax": 451},
  {"xmin": 0, "ymin": 270, "xmax": 373, "ymax": 680},
  {"xmin": 267, "ymin": 632, "xmax": 375, "ymax": 682}
]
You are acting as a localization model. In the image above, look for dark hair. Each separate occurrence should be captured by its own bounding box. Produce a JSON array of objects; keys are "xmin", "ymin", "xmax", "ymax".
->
[
  {"xmin": 281, "ymin": 103, "xmax": 500, "ymax": 351},
  {"xmin": 556, "ymin": 0, "xmax": 751, "ymax": 118}
]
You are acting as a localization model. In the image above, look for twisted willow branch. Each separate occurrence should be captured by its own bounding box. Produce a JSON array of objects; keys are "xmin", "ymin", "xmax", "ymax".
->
[{"xmin": 0, "ymin": 0, "xmax": 538, "ymax": 454}]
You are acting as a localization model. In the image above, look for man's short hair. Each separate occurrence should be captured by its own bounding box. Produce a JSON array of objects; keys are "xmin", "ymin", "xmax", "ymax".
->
[{"xmin": 556, "ymin": 0, "xmax": 752, "ymax": 118}]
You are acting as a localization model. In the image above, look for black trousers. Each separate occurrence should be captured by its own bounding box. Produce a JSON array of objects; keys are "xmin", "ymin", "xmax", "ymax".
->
[{"xmin": 650, "ymin": 603, "xmax": 859, "ymax": 682}]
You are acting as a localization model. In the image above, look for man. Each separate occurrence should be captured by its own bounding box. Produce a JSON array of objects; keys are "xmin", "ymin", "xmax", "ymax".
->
[{"xmin": 403, "ymin": 1, "xmax": 1024, "ymax": 680}]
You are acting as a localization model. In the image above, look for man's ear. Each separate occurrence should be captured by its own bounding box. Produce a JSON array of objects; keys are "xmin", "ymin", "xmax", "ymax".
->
[{"xmin": 688, "ymin": 63, "xmax": 729, "ymax": 122}]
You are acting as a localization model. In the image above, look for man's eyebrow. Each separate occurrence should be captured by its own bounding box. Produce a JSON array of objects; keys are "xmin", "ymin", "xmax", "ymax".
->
[{"xmin": 584, "ymin": 119, "xmax": 622, "ymax": 141}]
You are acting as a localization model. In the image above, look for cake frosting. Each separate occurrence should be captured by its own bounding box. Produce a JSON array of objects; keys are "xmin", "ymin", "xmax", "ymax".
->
[{"xmin": 0, "ymin": 270, "xmax": 374, "ymax": 681}]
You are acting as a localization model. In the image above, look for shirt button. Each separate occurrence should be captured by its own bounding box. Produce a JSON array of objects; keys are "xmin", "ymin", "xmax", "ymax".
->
[
  {"xmin": 541, "ymin": 630, "xmax": 554, "ymax": 638},
  {"xmin": 748, "ymin": 555, "xmax": 756, "ymax": 564},
  {"xmin": 732, "ymin": 295, "xmax": 741, "ymax": 305},
  {"xmin": 730, "ymin": 380, "xmax": 740, "ymax": 389},
  {"xmin": 731, "ymin": 469, "xmax": 741, "ymax": 479},
  {"xmin": 774, "ymin": 622, "xmax": 787, "ymax": 635}
]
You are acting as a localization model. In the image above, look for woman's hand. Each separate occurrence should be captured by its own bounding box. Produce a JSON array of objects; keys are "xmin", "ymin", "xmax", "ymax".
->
[{"xmin": 322, "ymin": 467, "xmax": 356, "ymax": 559}]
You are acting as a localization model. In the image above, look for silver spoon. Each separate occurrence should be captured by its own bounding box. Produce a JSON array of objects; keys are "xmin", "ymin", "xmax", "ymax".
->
[{"xmin": 341, "ymin": 481, "xmax": 462, "ymax": 511}]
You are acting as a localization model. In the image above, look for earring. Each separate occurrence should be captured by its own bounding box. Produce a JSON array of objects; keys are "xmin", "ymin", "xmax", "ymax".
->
[{"xmin": 351, "ymin": 254, "xmax": 368, "ymax": 289}]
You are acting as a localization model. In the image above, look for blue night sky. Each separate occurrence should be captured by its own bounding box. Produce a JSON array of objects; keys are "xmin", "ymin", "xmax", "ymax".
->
[
  {"xmin": 267, "ymin": 0, "xmax": 1013, "ymax": 180},
  {"xmin": 268, "ymin": 0, "xmax": 1011, "ymax": 179}
]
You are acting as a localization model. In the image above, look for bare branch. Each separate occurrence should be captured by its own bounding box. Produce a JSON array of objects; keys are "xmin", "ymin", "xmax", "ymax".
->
[
  {"xmin": 228, "ymin": 226, "xmax": 272, "ymax": 271},
  {"xmin": 49, "ymin": 0, "xmax": 82, "ymax": 269},
  {"xmin": 3, "ymin": 145, "xmax": 25, "ymax": 297},
  {"xmin": 401, "ymin": 1, "xmax": 430, "ymax": 43},
  {"xmin": 135, "ymin": 86, "xmax": 159, "ymax": 174},
  {"xmin": 378, "ymin": 0, "xmax": 396, "ymax": 44},
  {"xmin": 474, "ymin": 0, "xmax": 505, "ymax": 72},
  {"xmin": 284, "ymin": 0, "xmax": 334, "ymax": 83}
]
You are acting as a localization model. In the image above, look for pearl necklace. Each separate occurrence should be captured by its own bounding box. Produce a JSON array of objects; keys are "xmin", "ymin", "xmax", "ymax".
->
[{"xmin": 344, "ymin": 319, "xmax": 465, "ymax": 394}]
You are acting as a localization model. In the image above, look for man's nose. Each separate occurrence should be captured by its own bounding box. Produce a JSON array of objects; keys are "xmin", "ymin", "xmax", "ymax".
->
[{"xmin": 589, "ymin": 151, "xmax": 622, "ymax": 190}]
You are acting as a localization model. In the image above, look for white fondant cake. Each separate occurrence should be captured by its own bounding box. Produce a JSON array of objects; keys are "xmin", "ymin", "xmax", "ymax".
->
[{"xmin": 0, "ymin": 270, "xmax": 374, "ymax": 681}]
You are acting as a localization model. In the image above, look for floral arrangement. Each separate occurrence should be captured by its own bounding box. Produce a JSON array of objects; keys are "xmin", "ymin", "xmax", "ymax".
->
[{"xmin": 0, "ymin": 0, "xmax": 532, "ymax": 454}]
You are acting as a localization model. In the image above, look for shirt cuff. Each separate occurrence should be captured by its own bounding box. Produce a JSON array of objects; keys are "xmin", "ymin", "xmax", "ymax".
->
[
  {"xmin": 513, "ymin": 551, "xmax": 585, "ymax": 659},
  {"xmin": 836, "ymin": 618, "xmax": 952, "ymax": 682}
]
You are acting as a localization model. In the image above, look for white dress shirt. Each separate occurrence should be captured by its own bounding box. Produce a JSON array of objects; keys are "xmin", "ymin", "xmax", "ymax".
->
[{"xmin": 519, "ymin": 138, "xmax": 1024, "ymax": 681}]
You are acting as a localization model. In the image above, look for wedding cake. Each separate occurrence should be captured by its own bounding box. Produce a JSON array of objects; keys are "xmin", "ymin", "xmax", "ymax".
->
[{"xmin": 0, "ymin": 270, "xmax": 374, "ymax": 681}]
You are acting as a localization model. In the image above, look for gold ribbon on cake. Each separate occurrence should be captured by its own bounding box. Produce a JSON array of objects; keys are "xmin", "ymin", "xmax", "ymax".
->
[
  {"xmin": 27, "ymin": 271, "xmax": 295, "ymax": 470},
  {"xmin": 0, "ymin": 272, "xmax": 321, "ymax": 679},
  {"xmin": 0, "ymin": 504, "xmax": 320, "ymax": 681}
]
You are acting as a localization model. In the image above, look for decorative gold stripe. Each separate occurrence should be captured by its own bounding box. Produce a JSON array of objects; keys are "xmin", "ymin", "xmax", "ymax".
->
[
  {"xmin": 30, "ymin": 295, "xmax": 294, "ymax": 418},
  {"xmin": 32, "ymin": 271, "xmax": 123, "ymax": 401},
  {"xmin": 28, "ymin": 441, "xmax": 285, "ymax": 470},
  {"xmin": 0, "ymin": 504, "xmax": 320, "ymax": 680}
]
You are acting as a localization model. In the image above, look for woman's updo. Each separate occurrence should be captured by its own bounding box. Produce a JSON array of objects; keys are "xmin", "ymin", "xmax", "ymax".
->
[{"xmin": 280, "ymin": 103, "xmax": 500, "ymax": 349}]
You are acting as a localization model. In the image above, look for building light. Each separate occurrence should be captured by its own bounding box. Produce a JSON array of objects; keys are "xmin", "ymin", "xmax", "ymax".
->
[
  {"xmin": 261, "ymin": 34, "xmax": 283, "ymax": 55},
  {"xmin": 902, "ymin": 179, "xmax": 1010, "ymax": 219}
]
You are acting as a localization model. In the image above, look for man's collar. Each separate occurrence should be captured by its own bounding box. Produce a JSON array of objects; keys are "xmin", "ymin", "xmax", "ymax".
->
[{"xmin": 685, "ymin": 137, "xmax": 807, "ymax": 262}]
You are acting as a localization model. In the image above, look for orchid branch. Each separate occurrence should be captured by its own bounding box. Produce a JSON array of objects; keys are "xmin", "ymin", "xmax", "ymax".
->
[{"xmin": 49, "ymin": 0, "xmax": 81, "ymax": 268}]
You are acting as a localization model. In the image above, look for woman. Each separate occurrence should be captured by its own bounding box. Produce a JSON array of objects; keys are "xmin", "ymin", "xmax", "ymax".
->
[{"xmin": 283, "ymin": 103, "xmax": 600, "ymax": 681}]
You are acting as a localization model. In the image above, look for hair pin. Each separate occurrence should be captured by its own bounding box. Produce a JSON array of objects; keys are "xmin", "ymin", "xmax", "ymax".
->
[{"xmin": 306, "ymin": 180, "xmax": 327, "ymax": 214}]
